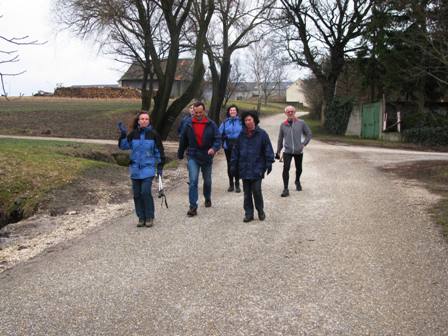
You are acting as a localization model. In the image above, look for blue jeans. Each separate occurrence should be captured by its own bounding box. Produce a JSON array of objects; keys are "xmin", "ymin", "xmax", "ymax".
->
[
  {"xmin": 131, "ymin": 177, "xmax": 154, "ymax": 220},
  {"xmin": 187, "ymin": 158, "xmax": 212, "ymax": 208}
]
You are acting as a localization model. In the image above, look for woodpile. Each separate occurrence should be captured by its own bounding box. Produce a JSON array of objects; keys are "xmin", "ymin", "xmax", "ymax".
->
[{"xmin": 54, "ymin": 87, "xmax": 141, "ymax": 98}]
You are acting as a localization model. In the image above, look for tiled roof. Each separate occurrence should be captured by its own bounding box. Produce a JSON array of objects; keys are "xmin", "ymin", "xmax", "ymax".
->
[{"xmin": 119, "ymin": 58, "xmax": 194, "ymax": 81}]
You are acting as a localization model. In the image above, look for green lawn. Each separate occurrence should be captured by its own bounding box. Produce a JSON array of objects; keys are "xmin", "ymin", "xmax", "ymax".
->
[
  {"xmin": 224, "ymin": 100, "xmax": 286, "ymax": 115},
  {"xmin": 0, "ymin": 139, "xmax": 120, "ymax": 226}
]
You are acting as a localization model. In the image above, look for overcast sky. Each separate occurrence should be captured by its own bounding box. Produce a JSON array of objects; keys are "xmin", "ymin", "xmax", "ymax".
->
[
  {"xmin": 1, "ymin": 0, "xmax": 123, "ymax": 96},
  {"xmin": 1, "ymin": 0, "xmax": 303, "ymax": 97}
]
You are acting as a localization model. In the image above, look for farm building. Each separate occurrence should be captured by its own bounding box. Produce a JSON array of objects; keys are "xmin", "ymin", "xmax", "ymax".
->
[{"xmin": 119, "ymin": 59, "xmax": 193, "ymax": 98}]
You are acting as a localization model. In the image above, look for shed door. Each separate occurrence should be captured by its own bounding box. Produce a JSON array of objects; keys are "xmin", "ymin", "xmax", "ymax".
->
[{"xmin": 362, "ymin": 102, "xmax": 380, "ymax": 139}]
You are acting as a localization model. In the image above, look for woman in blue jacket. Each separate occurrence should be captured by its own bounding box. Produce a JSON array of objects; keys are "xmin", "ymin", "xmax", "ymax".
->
[
  {"xmin": 219, "ymin": 105, "xmax": 243, "ymax": 192},
  {"xmin": 118, "ymin": 111, "xmax": 165, "ymax": 227},
  {"xmin": 231, "ymin": 111, "xmax": 274, "ymax": 222}
]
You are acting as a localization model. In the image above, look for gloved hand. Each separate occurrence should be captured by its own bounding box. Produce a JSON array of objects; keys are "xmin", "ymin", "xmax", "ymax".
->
[
  {"xmin": 157, "ymin": 169, "xmax": 163, "ymax": 177},
  {"xmin": 177, "ymin": 153, "xmax": 184, "ymax": 160},
  {"xmin": 266, "ymin": 164, "xmax": 272, "ymax": 175},
  {"xmin": 117, "ymin": 121, "xmax": 127, "ymax": 136},
  {"xmin": 275, "ymin": 153, "xmax": 280, "ymax": 160}
]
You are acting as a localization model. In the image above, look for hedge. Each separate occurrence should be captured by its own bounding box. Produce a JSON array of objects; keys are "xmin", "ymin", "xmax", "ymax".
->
[{"xmin": 403, "ymin": 127, "xmax": 448, "ymax": 146}]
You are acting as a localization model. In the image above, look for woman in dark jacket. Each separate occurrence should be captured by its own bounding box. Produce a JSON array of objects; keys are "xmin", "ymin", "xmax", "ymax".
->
[
  {"xmin": 231, "ymin": 111, "xmax": 274, "ymax": 222},
  {"xmin": 219, "ymin": 105, "xmax": 243, "ymax": 192},
  {"xmin": 118, "ymin": 111, "xmax": 165, "ymax": 227}
]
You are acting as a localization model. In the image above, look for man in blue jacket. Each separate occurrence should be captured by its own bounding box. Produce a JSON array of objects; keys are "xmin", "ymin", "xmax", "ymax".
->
[{"xmin": 178, "ymin": 102, "xmax": 221, "ymax": 217}]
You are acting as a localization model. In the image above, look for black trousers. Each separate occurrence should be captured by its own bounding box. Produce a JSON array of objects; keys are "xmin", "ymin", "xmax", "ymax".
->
[
  {"xmin": 224, "ymin": 148, "xmax": 240, "ymax": 186},
  {"xmin": 242, "ymin": 179, "xmax": 263, "ymax": 218},
  {"xmin": 282, "ymin": 153, "xmax": 303, "ymax": 189}
]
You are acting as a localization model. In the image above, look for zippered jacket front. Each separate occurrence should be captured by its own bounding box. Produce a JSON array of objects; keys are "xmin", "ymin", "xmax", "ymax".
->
[
  {"xmin": 276, "ymin": 118, "xmax": 312, "ymax": 155},
  {"xmin": 118, "ymin": 126, "xmax": 165, "ymax": 179}
]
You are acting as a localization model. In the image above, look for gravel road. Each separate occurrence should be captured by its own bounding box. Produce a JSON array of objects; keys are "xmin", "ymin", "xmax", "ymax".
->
[{"xmin": 1, "ymin": 114, "xmax": 448, "ymax": 335}]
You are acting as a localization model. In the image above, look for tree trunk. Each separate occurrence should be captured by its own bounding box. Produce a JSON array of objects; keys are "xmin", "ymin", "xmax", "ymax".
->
[
  {"xmin": 141, "ymin": 66, "xmax": 154, "ymax": 111},
  {"xmin": 208, "ymin": 57, "xmax": 232, "ymax": 123},
  {"xmin": 320, "ymin": 78, "xmax": 337, "ymax": 127},
  {"xmin": 158, "ymin": 62, "xmax": 206, "ymax": 139}
]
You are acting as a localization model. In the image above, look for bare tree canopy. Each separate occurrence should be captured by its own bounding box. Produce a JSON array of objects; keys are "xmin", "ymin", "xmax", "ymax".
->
[
  {"xmin": 279, "ymin": 0, "xmax": 372, "ymax": 124},
  {"xmin": 0, "ymin": 15, "xmax": 45, "ymax": 99},
  {"xmin": 248, "ymin": 39, "xmax": 288, "ymax": 112},
  {"xmin": 204, "ymin": 0, "xmax": 275, "ymax": 122},
  {"xmin": 55, "ymin": 0, "xmax": 214, "ymax": 139}
]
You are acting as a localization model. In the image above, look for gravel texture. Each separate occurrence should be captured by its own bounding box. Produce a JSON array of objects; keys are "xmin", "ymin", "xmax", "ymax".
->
[{"xmin": 1, "ymin": 114, "xmax": 448, "ymax": 335}]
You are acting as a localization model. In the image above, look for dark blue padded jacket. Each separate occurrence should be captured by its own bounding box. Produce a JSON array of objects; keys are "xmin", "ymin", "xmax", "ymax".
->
[
  {"xmin": 230, "ymin": 126, "xmax": 275, "ymax": 180},
  {"xmin": 177, "ymin": 117, "xmax": 221, "ymax": 165}
]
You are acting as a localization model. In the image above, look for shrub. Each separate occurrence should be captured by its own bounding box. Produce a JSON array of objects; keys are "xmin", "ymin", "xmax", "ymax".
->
[
  {"xmin": 324, "ymin": 96, "xmax": 354, "ymax": 135},
  {"xmin": 403, "ymin": 127, "xmax": 448, "ymax": 146}
]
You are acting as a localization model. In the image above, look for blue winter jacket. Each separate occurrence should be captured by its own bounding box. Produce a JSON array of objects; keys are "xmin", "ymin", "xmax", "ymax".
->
[
  {"xmin": 118, "ymin": 126, "xmax": 165, "ymax": 180},
  {"xmin": 177, "ymin": 117, "xmax": 221, "ymax": 165},
  {"xmin": 230, "ymin": 126, "xmax": 275, "ymax": 180},
  {"xmin": 218, "ymin": 117, "xmax": 243, "ymax": 150}
]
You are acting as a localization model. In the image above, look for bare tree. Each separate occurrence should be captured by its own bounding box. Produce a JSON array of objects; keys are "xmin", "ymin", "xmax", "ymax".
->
[
  {"xmin": 56, "ymin": 0, "xmax": 214, "ymax": 139},
  {"xmin": 0, "ymin": 15, "xmax": 44, "ymax": 99},
  {"xmin": 222, "ymin": 57, "xmax": 245, "ymax": 110},
  {"xmin": 248, "ymin": 39, "xmax": 288, "ymax": 112},
  {"xmin": 204, "ymin": 0, "xmax": 275, "ymax": 122},
  {"xmin": 279, "ymin": 0, "xmax": 372, "ymax": 124}
]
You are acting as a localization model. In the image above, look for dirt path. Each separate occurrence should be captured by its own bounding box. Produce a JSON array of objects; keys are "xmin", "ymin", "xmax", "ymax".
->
[{"xmin": 1, "ymin": 114, "xmax": 448, "ymax": 335}]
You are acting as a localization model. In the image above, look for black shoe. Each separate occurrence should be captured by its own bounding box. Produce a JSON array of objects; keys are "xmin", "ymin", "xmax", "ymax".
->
[
  {"xmin": 227, "ymin": 185, "xmax": 234, "ymax": 192},
  {"xmin": 187, "ymin": 207, "xmax": 197, "ymax": 217},
  {"xmin": 235, "ymin": 185, "xmax": 241, "ymax": 193},
  {"xmin": 281, "ymin": 189, "xmax": 289, "ymax": 197},
  {"xmin": 295, "ymin": 182, "xmax": 302, "ymax": 191},
  {"xmin": 145, "ymin": 218, "xmax": 154, "ymax": 227},
  {"xmin": 258, "ymin": 212, "xmax": 266, "ymax": 221},
  {"xmin": 137, "ymin": 219, "xmax": 146, "ymax": 227},
  {"xmin": 204, "ymin": 199, "xmax": 212, "ymax": 208},
  {"xmin": 243, "ymin": 216, "xmax": 254, "ymax": 223}
]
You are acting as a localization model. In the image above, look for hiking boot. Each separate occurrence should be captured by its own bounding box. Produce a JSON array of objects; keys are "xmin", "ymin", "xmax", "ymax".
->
[
  {"xmin": 227, "ymin": 185, "xmax": 234, "ymax": 192},
  {"xmin": 243, "ymin": 216, "xmax": 254, "ymax": 223},
  {"xmin": 187, "ymin": 207, "xmax": 197, "ymax": 217},
  {"xmin": 258, "ymin": 212, "xmax": 266, "ymax": 221},
  {"xmin": 235, "ymin": 184, "xmax": 241, "ymax": 193},
  {"xmin": 295, "ymin": 182, "xmax": 302, "ymax": 191},
  {"xmin": 204, "ymin": 199, "xmax": 212, "ymax": 208},
  {"xmin": 137, "ymin": 219, "xmax": 146, "ymax": 227},
  {"xmin": 145, "ymin": 218, "xmax": 154, "ymax": 227},
  {"xmin": 281, "ymin": 189, "xmax": 290, "ymax": 197}
]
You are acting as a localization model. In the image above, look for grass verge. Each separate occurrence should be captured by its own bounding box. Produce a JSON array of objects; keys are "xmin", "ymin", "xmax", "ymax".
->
[
  {"xmin": 382, "ymin": 161, "xmax": 448, "ymax": 237},
  {"xmin": 301, "ymin": 115, "xmax": 448, "ymax": 152},
  {"xmin": 0, "ymin": 139, "xmax": 123, "ymax": 227}
]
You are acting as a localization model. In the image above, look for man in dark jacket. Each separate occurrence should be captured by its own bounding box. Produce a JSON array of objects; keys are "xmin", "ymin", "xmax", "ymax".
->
[
  {"xmin": 231, "ymin": 111, "xmax": 274, "ymax": 222},
  {"xmin": 276, "ymin": 105, "xmax": 312, "ymax": 197},
  {"xmin": 178, "ymin": 102, "xmax": 221, "ymax": 217}
]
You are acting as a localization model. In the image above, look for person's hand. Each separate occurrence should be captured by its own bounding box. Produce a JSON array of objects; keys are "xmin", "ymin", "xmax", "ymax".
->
[
  {"xmin": 266, "ymin": 165, "xmax": 272, "ymax": 175},
  {"xmin": 208, "ymin": 148, "xmax": 215, "ymax": 156},
  {"xmin": 117, "ymin": 121, "xmax": 127, "ymax": 136},
  {"xmin": 157, "ymin": 170, "xmax": 163, "ymax": 177},
  {"xmin": 275, "ymin": 153, "xmax": 280, "ymax": 160}
]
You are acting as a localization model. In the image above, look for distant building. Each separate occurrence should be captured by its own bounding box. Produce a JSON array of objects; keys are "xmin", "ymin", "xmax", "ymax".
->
[
  {"xmin": 286, "ymin": 80, "xmax": 309, "ymax": 107},
  {"xmin": 119, "ymin": 59, "xmax": 194, "ymax": 98},
  {"xmin": 202, "ymin": 81, "xmax": 291, "ymax": 101}
]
